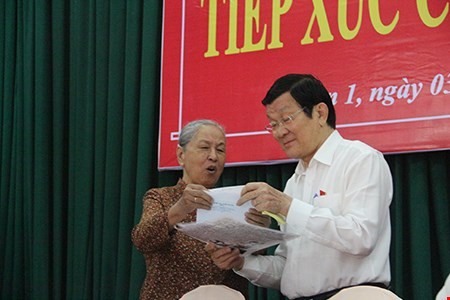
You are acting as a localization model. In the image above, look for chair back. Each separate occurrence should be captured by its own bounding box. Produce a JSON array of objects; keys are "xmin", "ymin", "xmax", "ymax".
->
[
  {"xmin": 329, "ymin": 285, "xmax": 402, "ymax": 299},
  {"xmin": 179, "ymin": 284, "xmax": 245, "ymax": 300}
]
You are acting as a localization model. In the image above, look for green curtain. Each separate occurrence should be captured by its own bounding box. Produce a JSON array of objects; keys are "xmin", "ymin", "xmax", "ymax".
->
[{"xmin": 0, "ymin": 1, "xmax": 449, "ymax": 300}]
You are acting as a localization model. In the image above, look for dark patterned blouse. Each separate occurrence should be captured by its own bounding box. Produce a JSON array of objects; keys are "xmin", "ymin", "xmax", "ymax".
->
[{"xmin": 131, "ymin": 179, "xmax": 248, "ymax": 300}]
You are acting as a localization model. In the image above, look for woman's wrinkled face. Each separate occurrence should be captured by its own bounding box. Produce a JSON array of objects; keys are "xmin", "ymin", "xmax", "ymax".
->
[{"xmin": 177, "ymin": 125, "xmax": 226, "ymax": 188}]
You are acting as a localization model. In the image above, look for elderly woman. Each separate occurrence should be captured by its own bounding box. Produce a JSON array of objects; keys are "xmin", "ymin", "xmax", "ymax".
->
[{"xmin": 132, "ymin": 119, "xmax": 269, "ymax": 300}]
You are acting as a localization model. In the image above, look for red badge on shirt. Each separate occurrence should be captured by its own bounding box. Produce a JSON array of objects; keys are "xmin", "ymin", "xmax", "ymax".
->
[{"xmin": 320, "ymin": 190, "xmax": 327, "ymax": 196}]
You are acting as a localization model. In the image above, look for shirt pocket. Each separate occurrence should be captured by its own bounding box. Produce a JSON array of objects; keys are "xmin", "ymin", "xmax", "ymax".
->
[{"xmin": 313, "ymin": 193, "xmax": 342, "ymax": 215}]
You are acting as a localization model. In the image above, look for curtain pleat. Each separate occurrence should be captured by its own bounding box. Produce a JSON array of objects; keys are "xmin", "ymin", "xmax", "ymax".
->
[
  {"xmin": 0, "ymin": 1, "xmax": 449, "ymax": 300},
  {"xmin": 1, "ymin": 0, "xmax": 17, "ymax": 298},
  {"xmin": 386, "ymin": 152, "xmax": 450, "ymax": 299},
  {"xmin": 128, "ymin": 2, "xmax": 165, "ymax": 299}
]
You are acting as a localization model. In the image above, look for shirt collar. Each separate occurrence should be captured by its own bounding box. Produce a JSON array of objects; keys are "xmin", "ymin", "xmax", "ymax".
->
[{"xmin": 295, "ymin": 130, "xmax": 342, "ymax": 173}]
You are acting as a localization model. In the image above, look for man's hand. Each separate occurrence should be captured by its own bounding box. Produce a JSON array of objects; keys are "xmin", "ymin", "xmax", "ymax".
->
[
  {"xmin": 245, "ymin": 208, "xmax": 271, "ymax": 227},
  {"xmin": 237, "ymin": 182, "xmax": 293, "ymax": 217},
  {"xmin": 205, "ymin": 243, "xmax": 245, "ymax": 270}
]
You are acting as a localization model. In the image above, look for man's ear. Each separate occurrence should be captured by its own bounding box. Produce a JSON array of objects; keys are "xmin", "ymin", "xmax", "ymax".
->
[
  {"xmin": 316, "ymin": 102, "xmax": 329, "ymax": 126},
  {"xmin": 176, "ymin": 145, "xmax": 185, "ymax": 166}
]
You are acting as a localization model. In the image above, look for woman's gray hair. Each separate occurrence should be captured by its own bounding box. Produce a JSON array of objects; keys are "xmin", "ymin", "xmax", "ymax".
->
[{"xmin": 178, "ymin": 119, "xmax": 225, "ymax": 149}]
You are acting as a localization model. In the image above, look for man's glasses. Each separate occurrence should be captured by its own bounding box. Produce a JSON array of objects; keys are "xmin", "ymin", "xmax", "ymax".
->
[{"xmin": 265, "ymin": 107, "xmax": 306, "ymax": 132}]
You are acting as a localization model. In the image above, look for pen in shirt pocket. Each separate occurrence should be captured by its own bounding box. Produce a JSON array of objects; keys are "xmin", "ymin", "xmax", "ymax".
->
[{"xmin": 312, "ymin": 192, "xmax": 318, "ymax": 204}]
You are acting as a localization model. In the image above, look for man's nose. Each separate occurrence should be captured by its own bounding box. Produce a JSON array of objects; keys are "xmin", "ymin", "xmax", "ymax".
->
[{"xmin": 274, "ymin": 124, "xmax": 289, "ymax": 138}]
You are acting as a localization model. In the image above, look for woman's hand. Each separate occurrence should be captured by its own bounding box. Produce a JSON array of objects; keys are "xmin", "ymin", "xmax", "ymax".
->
[
  {"xmin": 168, "ymin": 184, "xmax": 213, "ymax": 227},
  {"xmin": 178, "ymin": 184, "xmax": 213, "ymax": 211}
]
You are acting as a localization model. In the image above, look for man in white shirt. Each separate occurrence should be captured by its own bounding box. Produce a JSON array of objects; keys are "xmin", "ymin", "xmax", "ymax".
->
[
  {"xmin": 206, "ymin": 74, "xmax": 393, "ymax": 300},
  {"xmin": 436, "ymin": 273, "xmax": 450, "ymax": 300}
]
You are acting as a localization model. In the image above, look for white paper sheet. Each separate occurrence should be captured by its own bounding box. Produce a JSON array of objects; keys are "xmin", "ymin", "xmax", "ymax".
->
[
  {"xmin": 176, "ymin": 185, "xmax": 299, "ymax": 255},
  {"xmin": 196, "ymin": 185, "xmax": 251, "ymax": 223}
]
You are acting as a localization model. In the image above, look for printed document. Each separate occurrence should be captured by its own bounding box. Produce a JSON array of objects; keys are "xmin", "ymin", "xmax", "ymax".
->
[{"xmin": 176, "ymin": 185, "xmax": 298, "ymax": 255}]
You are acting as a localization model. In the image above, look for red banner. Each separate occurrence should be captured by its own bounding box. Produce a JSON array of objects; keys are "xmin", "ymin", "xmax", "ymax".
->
[{"xmin": 159, "ymin": 0, "xmax": 450, "ymax": 170}]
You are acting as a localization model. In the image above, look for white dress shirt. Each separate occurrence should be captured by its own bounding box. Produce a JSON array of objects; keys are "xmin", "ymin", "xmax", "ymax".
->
[{"xmin": 237, "ymin": 131, "xmax": 393, "ymax": 299}]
